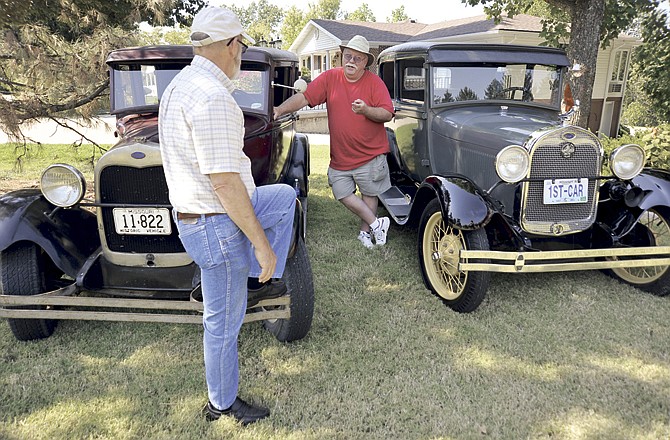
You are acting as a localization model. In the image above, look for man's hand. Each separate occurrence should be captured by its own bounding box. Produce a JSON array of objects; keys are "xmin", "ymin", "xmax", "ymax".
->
[
  {"xmin": 351, "ymin": 98, "xmax": 367, "ymax": 114},
  {"xmin": 351, "ymin": 98, "xmax": 393, "ymax": 123},
  {"xmin": 273, "ymin": 93, "xmax": 309, "ymax": 120},
  {"xmin": 254, "ymin": 242, "xmax": 277, "ymax": 283}
]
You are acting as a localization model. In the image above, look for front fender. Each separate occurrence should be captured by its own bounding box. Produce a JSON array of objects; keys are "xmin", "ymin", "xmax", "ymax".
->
[
  {"xmin": 288, "ymin": 197, "xmax": 305, "ymax": 258},
  {"xmin": 411, "ymin": 176, "xmax": 492, "ymax": 230},
  {"xmin": 0, "ymin": 189, "xmax": 100, "ymax": 278},
  {"xmin": 283, "ymin": 133, "xmax": 310, "ymax": 197},
  {"xmin": 633, "ymin": 168, "xmax": 670, "ymax": 212}
]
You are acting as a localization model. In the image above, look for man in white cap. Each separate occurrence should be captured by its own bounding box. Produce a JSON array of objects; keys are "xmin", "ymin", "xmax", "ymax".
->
[
  {"xmin": 159, "ymin": 6, "xmax": 296, "ymax": 425},
  {"xmin": 274, "ymin": 35, "xmax": 394, "ymax": 249}
]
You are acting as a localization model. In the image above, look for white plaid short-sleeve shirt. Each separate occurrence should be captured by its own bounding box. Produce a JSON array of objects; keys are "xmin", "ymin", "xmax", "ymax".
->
[{"xmin": 158, "ymin": 55, "xmax": 255, "ymax": 214}]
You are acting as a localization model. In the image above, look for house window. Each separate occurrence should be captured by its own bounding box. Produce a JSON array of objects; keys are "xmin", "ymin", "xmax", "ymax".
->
[{"xmin": 608, "ymin": 50, "xmax": 629, "ymax": 94}]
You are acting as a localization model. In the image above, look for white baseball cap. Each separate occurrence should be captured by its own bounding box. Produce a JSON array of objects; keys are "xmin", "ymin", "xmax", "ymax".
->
[{"xmin": 190, "ymin": 7, "xmax": 255, "ymax": 47}]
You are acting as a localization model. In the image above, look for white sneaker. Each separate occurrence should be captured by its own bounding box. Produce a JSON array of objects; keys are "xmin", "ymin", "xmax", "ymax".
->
[
  {"xmin": 357, "ymin": 231, "xmax": 374, "ymax": 249},
  {"xmin": 372, "ymin": 217, "xmax": 390, "ymax": 245}
]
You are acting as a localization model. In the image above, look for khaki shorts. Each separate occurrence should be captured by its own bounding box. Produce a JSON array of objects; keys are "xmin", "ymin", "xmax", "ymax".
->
[{"xmin": 327, "ymin": 154, "xmax": 392, "ymax": 200}]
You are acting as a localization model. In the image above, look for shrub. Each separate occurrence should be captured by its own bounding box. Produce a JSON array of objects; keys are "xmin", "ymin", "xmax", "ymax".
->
[{"xmin": 600, "ymin": 124, "xmax": 670, "ymax": 172}]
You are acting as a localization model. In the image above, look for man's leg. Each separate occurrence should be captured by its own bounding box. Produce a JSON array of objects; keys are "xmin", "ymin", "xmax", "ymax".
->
[
  {"xmin": 339, "ymin": 193, "xmax": 377, "ymax": 233},
  {"xmin": 248, "ymin": 184, "xmax": 296, "ymax": 278},
  {"xmin": 175, "ymin": 215, "xmax": 249, "ymax": 411}
]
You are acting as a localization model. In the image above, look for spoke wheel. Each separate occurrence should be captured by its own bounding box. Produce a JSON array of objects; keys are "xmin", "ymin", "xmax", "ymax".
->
[
  {"xmin": 418, "ymin": 199, "xmax": 490, "ymax": 312},
  {"xmin": 609, "ymin": 208, "xmax": 670, "ymax": 296}
]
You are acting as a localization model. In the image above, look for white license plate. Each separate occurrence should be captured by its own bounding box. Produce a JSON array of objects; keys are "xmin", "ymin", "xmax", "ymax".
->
[
  {"xmin": 112, "ymin": 208, "xmax": 172, "ymax": 235},
  {"xmin": 543, "ymin": 178, "xmax": 588, "ymax": 204}
]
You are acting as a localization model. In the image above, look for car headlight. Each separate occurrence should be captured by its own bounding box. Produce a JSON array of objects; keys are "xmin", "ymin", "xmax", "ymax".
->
[
  {"xmin": 40, "ymin": 164, "xmax": 86, "ymax": 207},
  {"xmin": 610, "ymin": 144, "xmax": 645, "ymax": 180},
  {"xmin": 496, "ymin": 145, "xmax": 530, "ymax": 183}
]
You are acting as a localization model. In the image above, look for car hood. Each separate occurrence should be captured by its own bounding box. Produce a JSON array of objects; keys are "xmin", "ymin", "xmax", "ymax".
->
[
  {"xmin": 432, "ymin": 104, "xmax": 562, "ymax": 148},
  {"xmin": 114, "ymin": 113, "xmax": 269, "ymax": 147}
]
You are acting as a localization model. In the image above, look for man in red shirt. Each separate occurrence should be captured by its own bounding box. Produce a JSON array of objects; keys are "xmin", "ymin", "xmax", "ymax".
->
[{"xmin": 274, "ymin": 35, "xmax": 394, "ymax": 248}]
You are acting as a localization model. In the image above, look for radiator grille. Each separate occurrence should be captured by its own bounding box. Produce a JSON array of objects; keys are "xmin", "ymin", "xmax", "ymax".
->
[
  {"xmin": 99, "ymin": 166, "xmax": 185, "ymax": 253},
  {"xmin": 521, "ymin": 128, "xmax": 602, "ymax": 235}
]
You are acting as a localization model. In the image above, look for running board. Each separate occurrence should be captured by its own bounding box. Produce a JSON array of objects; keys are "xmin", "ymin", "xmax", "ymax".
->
[{"xmin": 379, "ymin": 186, "xmax": 411, "ymax": 223}]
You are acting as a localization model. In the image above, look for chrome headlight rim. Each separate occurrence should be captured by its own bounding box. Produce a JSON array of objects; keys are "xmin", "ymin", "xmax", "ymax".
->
[
  {"xmin": 610, "ymin": 144, "xmax": 645, "ymax": 180},
  {"xmin": 495, "ymin": 145, "xmax": 530, "ymax": 183},
  {"xmin": 40, "ymin": 164, "xmax": 86, "ymax": 207}
]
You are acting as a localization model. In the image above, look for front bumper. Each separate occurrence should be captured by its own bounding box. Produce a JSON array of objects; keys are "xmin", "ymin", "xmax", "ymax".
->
[
  {"xmin": 459, "ymin": 246, "xmax": 670, "ymax": 273},
  {"xmin": 0, "ymin": 284, "xmax": 290, "ymax": 324}
]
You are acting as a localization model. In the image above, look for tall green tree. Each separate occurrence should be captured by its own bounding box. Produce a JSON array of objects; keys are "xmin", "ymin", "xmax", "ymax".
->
[
  {"xmin": 281, "ymin": 0, "xmax": 343, "ymax": 48},
  {"xmin": 346, "ymin": 4, "xmax": 376, "ymax": 22},
  {"xmin": 464, "ymin": 0, "xmax": 658, "ymax": 128},
  {"xmin": 631, "ymin": 8, "xmax": 670, "ymax": 123},
  {"xmin": 280, "ymin": 6, "xmax": 308, "ymax": 49},
  {"xmin": 387, "ymin": 6, "xmax": 409, "ymax": 22},
  {"xmin": 0, "ymin": 0, "xmax": 194, "ymax": 144},
  {"xmin": 226, "ymin": 0, "xmax": 284, "ymax": 44},
  {"xmin": 306, "ymin": 0, "xmax": 342, "ymax": 20}
]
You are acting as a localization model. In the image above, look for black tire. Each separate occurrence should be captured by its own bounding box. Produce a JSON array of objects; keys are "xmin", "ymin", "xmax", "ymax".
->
[
  {"xmin": 607, "ymin": 208, "xmax": 670, "ymax": 296},
  {"xmin": 263, "ymin": 238, "xmax": 314, "ymax": 342},
  {"xmin": 418, "ymin": 199, "xmax": 491, "ymax": 313},
  {"xmin": 1, "ymin": 242, "xmax": 58, "ymax": 341}
]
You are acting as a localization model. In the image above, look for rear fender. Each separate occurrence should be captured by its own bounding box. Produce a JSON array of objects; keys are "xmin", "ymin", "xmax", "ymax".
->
[
  {"xmin": 410, "ymin": 176, "xmax": 492, "ymax": 230},
  {"xmin": 0, "ymin": 189, "xmax": 100, "ymax": 278}
]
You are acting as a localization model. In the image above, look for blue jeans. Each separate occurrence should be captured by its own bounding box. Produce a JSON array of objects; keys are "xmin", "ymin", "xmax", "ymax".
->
[{"xmin": 174, "ymin": 184, "xmax": 296, "ymax": 410}]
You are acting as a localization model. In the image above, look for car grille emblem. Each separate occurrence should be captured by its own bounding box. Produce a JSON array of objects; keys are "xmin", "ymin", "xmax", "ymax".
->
[
  {"xmin": 550, "ymin": 223, "xmax": 567, "ymax": 235},
  {"xmin": 559, "ymin": 142, "xmax": 575, "ymax": 159}
]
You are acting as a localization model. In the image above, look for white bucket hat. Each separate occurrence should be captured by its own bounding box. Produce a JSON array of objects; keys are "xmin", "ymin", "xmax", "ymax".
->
[
  {"xmin": 190, "ymin": 7, "xmax": 255, "ymax": 47},
  {"xmin": 340, "ymin": 35, "xmax": 375, "ymax": 67}
]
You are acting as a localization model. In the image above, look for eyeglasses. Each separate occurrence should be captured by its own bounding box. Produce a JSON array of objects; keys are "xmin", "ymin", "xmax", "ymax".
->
[
  {"xmin": 227, "ymin": 37, "xmax": 248, "ymax": 54},
  {"xmin": 343, "ymin": 53, "xmax": 365, "ymax": 64}
]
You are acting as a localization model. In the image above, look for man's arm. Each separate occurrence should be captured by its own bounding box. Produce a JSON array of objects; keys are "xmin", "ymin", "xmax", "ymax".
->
[
  {"xmin": 273, "ymin": 93, "xmax": 309, "ymax": 120},
  {"xmin": 209, "ymin": 172, "xmax": 276, "ymax": 283}
]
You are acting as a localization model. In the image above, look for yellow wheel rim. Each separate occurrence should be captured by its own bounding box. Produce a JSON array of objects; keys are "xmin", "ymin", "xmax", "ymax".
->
[
  {"xmin": 422, "ymin": 210, "xmax": 466, "ymax": 300},
  {"xmin": 611, "ymin": 209, "xmax": 670, "ymax": 284}
]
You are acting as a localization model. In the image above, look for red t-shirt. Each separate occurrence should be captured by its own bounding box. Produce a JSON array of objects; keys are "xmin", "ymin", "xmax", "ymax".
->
[{"xmin": 304, "ymin": 68, "xmax": 394, "ymax": 170}]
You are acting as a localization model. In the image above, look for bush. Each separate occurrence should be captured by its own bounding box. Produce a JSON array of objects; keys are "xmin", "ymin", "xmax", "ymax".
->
[{"xmin": 599, "ymin": 124, "xmax": 670, "ymax": 171}]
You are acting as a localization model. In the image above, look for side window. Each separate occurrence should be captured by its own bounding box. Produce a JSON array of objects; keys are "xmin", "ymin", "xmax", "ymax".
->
[
  {"xmin": 399, "ymin": 59, "xmax": 425, "ymax": 104},
  {"xmin": 379, "ymin": 61, "xmax": 395, "ymax": 98}
]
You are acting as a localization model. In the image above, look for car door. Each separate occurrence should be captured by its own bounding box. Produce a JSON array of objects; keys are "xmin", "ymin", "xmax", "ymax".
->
[{"xmin": 382, "ymin": 57, "xmax": 430, "ymax": 183}]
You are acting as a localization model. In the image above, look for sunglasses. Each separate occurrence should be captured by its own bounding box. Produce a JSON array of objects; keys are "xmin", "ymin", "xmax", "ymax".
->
[
  {"xmin": 343, "ymin": 53, "xmax": 365, "ymax": 64},
  {"xmin": 227, "ymin": 37, "xmax": 248, "ymax": 54}
]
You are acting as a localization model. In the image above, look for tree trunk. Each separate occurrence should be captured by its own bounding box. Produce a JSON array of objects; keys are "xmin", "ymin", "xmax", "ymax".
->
[{"xmin": 565, "ymin": 0, "xmax": 606, "ymax": 129}]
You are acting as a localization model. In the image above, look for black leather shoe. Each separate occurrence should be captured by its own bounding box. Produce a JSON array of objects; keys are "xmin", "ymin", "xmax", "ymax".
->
[
  {"xmin": 247, "ymin": 279, "xmax": 287, "ymax": 307},
  {"xmin": 202, "ymin": 398, "xmax": 270, "ymax": 425}
]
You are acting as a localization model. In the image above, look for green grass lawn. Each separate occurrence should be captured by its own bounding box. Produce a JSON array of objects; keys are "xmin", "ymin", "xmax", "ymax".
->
[{"xmin": 0, "ymin": 142, "xmax": 669, "ymax": 439}]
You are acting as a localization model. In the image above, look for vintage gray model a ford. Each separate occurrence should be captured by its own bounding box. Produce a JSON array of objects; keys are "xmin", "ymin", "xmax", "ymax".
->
[
  {"xmin": 0, "ymin": 45, "xmax": 314, "ymax": 341},
  {"xmin": 377, "ymin": 42, "xmax": 670, "ymax": 312}
]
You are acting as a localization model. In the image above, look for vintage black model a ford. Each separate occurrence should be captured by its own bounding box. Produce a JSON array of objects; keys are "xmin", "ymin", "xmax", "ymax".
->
[
  {"xmin": 0, "ymin": 45, "xmax": 314, "ymax": 341},
  {"xmin": 377, "ymin": 42, "xmax": 670, "ymax": 312}
]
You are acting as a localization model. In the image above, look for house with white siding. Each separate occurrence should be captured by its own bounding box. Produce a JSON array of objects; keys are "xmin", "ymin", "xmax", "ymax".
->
[{"xmin": 289, "ymin": 14, "xmax": 639, "ymax": 137}]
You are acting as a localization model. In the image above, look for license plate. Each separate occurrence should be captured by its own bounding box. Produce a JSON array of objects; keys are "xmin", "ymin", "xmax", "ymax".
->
[
  {"xmin": 112, "ymin": 208, "xmax": 172, "ymax": 235},
  {"xmin": 543, "ymin": 178, "xmax": 588, "ymax": 204}
]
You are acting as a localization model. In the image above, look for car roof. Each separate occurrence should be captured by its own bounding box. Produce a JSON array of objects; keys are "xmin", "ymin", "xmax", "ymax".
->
[
  {"xmin": 378, "ymin": 42, "xmax": 570, "ymax": 67},
  {"xmin": 106, "ymin": 45, "xmax": 298, "ymax": 66}
]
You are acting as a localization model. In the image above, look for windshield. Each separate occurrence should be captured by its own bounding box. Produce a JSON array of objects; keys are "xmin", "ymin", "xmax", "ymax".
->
[
  {"xmin": 110, "ymin": 63, "xmax": 268, "ymax": 114},
  {"xmin": 431, "ymin": 64, "xmax": 563, "ymax": 108}
]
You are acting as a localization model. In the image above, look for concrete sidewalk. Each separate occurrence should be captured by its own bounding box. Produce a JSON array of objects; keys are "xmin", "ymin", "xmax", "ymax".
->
[
  {"xmin": 0, "ymin": 115, "xmax": 118, "ymax": 145},
  {"xmin": 0, "ymin": 115, "xmax": 329, "ymax": 146}
]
